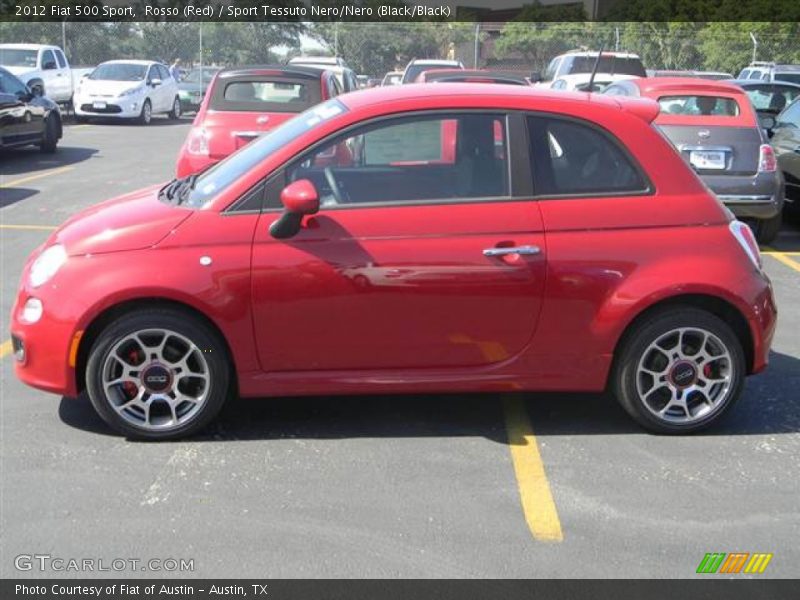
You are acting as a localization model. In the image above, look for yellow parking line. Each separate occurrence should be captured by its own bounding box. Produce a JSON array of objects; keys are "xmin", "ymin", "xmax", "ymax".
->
[
  {"xmin": 0, "ymin": 166, "xmax": 73, "ymax": 189},
  {"xmin": 767, "ymin": 252, "xmax": 800, "ymax": 272},
  {"xmin": 0, "ymin": 224, "xmax": 58, "ymax": 231},
  {"xmin": 0, "ymin": 340, "xmax": 13, "ymax": 359},
  {"xmin": 503, "ymin": 397, "xmax": 563, "ymax": 542}
]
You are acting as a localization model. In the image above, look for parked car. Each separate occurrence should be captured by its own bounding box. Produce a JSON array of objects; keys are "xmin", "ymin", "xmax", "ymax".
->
[
  {"xmin": 0, "ymin": 66, "xmax": 61, "ymax": 152},
  {"xmin": 176, "ymin": 65, "xmax": 341, "ymax": 177},
  {"xmin": 10, "ymin": 84, "xmax": 776, "ymax": 439},
  {"xmin": 74, "ymin": 60, "xmax": 181, "ymax": 124},
  {"xmin": 0, "ymin": 43, "xmax": 74, "ymax": 105},
  {"xmin": 356, "ymin": 75, "xmax": 369, "ymax": 88},
  {"xmin": 178, "ymin": 66, "xmax": 221, "ymax": 112},
  {"xmin": 604, "ymin": 78, "xmax": 784, "ymax": 243},
  {"xmin": 770, "ymin": 97, "xmax": 800, "ymax": 220},
  {"xmin": 416, "ymin": 69, "xmax": 530, "ymax": 85},
  {"xmin": 381, "ymin": 71, "xmax": 402, "ymax": 86},
  {"xmin": 737, "ymin": 62, "xmax": 800, "ymax": 84},
  {"xmin": 726, "ymin": 79, "xmax": 800, "ymax": 127},
  {"xmin": 288, "ymin": 56, "xmax": 358, "ymax": 92},
  {"xmin": 536, "ymin": 51, "xmax": 646, "ymax": 88},
  {"xmin": 401, "ymin": 59, "xmax": 464, "ymax": 84}
]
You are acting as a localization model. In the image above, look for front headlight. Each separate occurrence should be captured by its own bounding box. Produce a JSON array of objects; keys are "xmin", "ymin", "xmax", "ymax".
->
[
  {"xmin": 29, "ymin": 244, "xmax": 67, "ymax": 288},
  {"xmin": 119, "ymin": 86, "xmax": 143, "ymax": 97}
]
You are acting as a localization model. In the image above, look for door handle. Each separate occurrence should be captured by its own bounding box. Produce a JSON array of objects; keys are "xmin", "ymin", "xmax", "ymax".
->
[{"xmin": 483, "ymin": 245, "xmax": 541, "ymax": 257}]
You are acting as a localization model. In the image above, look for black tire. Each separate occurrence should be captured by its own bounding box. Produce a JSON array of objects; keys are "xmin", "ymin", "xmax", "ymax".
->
[
  {"xmin": 137, "ymin": 99, "xmax": 152, "ymax": 125},
  {"xmin": 168, "ymin": 96, "xmax": 182, "ymax": 120},
  {"xmin": 611, "ymin": 307, "xmax": 746, "ymax": 434},
  {"xmin": 86, "ymin": 308, "xmax": 232, "ymax": 440},
  {"xmin": 39, "ymin": 115, "xmax": 59, "ymax": 153},
  {"xmin": 753, "ymin": 211, "xmax": 782, "ymax": 244}
]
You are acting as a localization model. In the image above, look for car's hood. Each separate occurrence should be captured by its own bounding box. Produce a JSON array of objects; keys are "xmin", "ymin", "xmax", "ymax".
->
[
  {"xmin": 78, "ymin": 79, "xmax": 144, "ymax": 97},
  {"xmin": 52, "ymin": 185, "xmax": 193, "ymax": 256},
  {"xmin": 4, "ymin": 65, "xmax": 35, "ymax": 78}
]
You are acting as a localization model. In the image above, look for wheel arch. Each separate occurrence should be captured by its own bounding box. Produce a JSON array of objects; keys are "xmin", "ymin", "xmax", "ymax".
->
[
  {"xmin": 607, "ymin": 293, "xmax": 755, "ymax": 389},
  {"xmin": 74, "ymin": 297, "xmax": 237, "ymax": 395}
]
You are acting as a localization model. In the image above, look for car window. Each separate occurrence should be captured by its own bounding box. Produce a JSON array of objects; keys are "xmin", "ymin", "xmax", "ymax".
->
[
  {"xmin": 544, "ymin": 58, "xmax": 560, "ymax": 81},
  {"xmin": 54, "ymin": 49, "xmax": 67, "ymax": 68},
  {"xmin": 0, "ymin": 68, "xmax": 28, "ymax": 96},
  {"xmin": 740, "ymin": 69, "xmax": 751, "ymax": 79},
  {"xmin": 657, "ymin": 95, "xmax": 740, "ymax": 116},
  {"xmin": 775, "ymin": 73, "xmax": 800, "ymax": 85},
  {"xmin": 604, "ymin": 84, "xmax": 629, "ymax": 96},
  {"xmin": 287, "ymin": 113, "xmax": 509, "ymax": 206},
  {"xmin": 211, "ymin": 78, "xmax": 322, "ymax": 112},
  {"xmin": 0, "ymin": 48, "xmax": 37, "ymax": 67},
  {"xmin": 90, "ymin": 63, "xmax": 147, "ymax": 81},
  {"xmin": 157, "ymin": 65, "xmax": 171, "ymax": 80},
  {"xmin": 749, "ymin": 70, "xmax": 763, "ymax": 80},
  {"xmin": 777, "ymin": 99, "xmax": 800, "ymax": 128},
  {"xmin": 41, "ymin": 50, "xmax": 56, "ymax": 69},
  {"xmin": 183, "ymin": 99, "xmax": 349, "ymax": 209},
  {"xmin": 744, "ymin": 86, "xmax": 799, "ymax": 112},
  {"xmin": 565, "ymin": 56, "xmax": 647, "ymax": 78},
  {"xmin": 527, "ymin": 116, "xmax": 647, "ymax": 196}
]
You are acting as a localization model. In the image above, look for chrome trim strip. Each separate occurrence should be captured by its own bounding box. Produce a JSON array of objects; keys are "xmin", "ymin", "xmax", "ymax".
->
[{"xmin": 717, "ymin": 194, "xmax": 773, "ymax": 204}]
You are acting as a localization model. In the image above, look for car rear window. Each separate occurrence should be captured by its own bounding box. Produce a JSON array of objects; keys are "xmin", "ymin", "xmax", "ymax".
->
[
  {"xmin": 564, "ymin": 56, "xmax": 646, "ymax": 78},
  {"xmin": 211, "ymin": 77, "xmax": 321, "ymax": 112},
  {"xmin": 657, "ymin": 95, "xmax": 740, "ymax": 116}
]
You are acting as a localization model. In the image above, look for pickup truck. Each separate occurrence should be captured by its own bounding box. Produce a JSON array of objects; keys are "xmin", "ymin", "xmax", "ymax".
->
[{"xmin": 0, "ymin": 43, "xmax": 75, "ymax": 105}]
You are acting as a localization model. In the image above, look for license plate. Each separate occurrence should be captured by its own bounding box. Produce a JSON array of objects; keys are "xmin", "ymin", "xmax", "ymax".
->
[
  {"xmin": 689, "ymin": 150, "xmax": 725, "ymax": 170},
  {"xmin": 92, "ymin": 101, "xmax": 107, "ymax": 110}
]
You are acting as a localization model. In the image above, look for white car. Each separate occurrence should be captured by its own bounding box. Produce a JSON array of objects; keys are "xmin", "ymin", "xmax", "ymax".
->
[
  {"xmin": 73, "ymin": 60, "xmax": 181, "ymax": 124},
  {"xmin": 401, "ymin": 59, "xmax": 464, "ymax": 84},
  {"xmin": 0, "ymin": 43, "xmax": 74, "ymax": 104},
  {"xmin": 550, "ymin": 72, "xmax": 641, "ymax": 92}
]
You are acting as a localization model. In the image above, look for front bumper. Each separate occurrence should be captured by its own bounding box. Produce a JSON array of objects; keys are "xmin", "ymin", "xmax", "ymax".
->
[{"xmin": 73, "ymin": 95, "xmax": 145, "ymax": 118}]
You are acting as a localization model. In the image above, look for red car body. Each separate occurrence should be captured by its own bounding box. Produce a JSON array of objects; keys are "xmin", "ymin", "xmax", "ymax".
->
[
  {"xmin": 176, "ymin": 66, "xmax": 341, "ymax": 177},
  {"xmin": 11, "ymin": 84, "xmax": 777, "ymax": 437}
]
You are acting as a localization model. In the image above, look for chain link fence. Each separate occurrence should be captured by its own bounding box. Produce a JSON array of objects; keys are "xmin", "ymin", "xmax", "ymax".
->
[{"xmin": 2, "ymin": 21, "xmax": 800, "ymax": 80}]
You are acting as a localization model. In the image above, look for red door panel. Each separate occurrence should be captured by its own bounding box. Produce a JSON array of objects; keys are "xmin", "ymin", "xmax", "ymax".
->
[{"xmin": 251, "ymin": 201, "xmax": 546, "ymax": 372}]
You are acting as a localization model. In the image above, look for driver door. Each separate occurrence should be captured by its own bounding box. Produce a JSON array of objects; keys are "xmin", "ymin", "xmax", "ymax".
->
[{"xmin": 250, "ymin": 112, "xmax": 547, "ymax": 373}]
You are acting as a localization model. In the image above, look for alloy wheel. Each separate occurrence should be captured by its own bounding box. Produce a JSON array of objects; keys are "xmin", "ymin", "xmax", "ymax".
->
[{"xmin": 635, "ymin": 327, "xmax": 734, "ymax": 424}]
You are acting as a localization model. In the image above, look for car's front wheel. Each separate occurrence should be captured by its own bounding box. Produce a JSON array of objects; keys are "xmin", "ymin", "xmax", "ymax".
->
[
  {"xmin": 86, "ymin": 308, "xmax": 232, "ymax": 440},
  {"xmin": 753, "ymin": 212, "xmax": 782, "ymax": 245},
  {"xmin": 137, "ymin": 99, "xmax": 152, "ymax": 125},
  {"xmin": 39, "ymin": 114, "xmax": 59, "ymax": 153},
  {"xmin": 612, "ymin": 307, "xmax": 745, "ymax": 434},
  {"xmin": 168, "ymin": 96, "xmax": 181, "ymax": 120}
]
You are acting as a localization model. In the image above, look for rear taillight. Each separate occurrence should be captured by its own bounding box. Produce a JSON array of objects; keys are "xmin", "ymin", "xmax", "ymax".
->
[
  {"xmin": 186, "ymin": 127, "xmax": 210, "ymax": 156},
  {"xmin": 758, "ymin": 144, "xmax": 777, "ymax": 172},
  {"xmin": 729, "ymin": 220, "xmax": 762, "ymax": 270}
]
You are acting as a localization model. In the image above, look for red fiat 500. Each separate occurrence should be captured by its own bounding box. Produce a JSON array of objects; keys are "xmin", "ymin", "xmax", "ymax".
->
[
  {"xmin": 175, "ymin": 65, "xmax": 341, "ymax": 177},
  {"xmin": 11, "ymin": 84, "xmax": 777, "ymax": 440}
]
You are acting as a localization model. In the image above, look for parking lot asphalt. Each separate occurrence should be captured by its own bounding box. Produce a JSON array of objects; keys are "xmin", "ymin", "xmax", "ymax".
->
[{"xmin": 1, "ymin": 117, "xmax": 799, "ymax": 579}]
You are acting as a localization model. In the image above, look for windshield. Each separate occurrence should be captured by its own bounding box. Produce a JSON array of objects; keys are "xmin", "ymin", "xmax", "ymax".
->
[
  {"xmin": 403, "ymin": 63, "xmax": 459, "ymax": 83},
  {"xmin": 183, "ymin": 68, "xmax": 218, "ymax": 84},
  {"xmin": 90, "ymin": 63, "xmax": 147, "ymax": 82},
  {"xmin": 565, "ymin": 56, "xmax": 646, "ymax": 77},
  {"xmin": 0, "ymin": 48, "xmax": 38, "ymax": 68},
  {"xmin": 180, "ymin": 98, "xmax": 349, "ymax": 208}
]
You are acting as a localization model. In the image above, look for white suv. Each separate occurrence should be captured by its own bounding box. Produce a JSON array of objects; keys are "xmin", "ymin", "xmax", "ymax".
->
[
  {"xmin": 738, "ymin": 62, "xmax": 800, "ymax": 84},
  {"xmin": 538, "ymin": 51, "xmax": 646, "ymax": 90},
  {"xmin": 74, "ymin": 60, "xmax": 181, "ymax": 124}
]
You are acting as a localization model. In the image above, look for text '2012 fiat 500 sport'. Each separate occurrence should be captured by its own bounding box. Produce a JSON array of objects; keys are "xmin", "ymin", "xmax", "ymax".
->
[{"xmin": 10, "ymin": 84, "xmax": 777, "ymax": 440}]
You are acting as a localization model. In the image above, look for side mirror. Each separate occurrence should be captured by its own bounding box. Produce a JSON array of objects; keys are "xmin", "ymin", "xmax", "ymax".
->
[
  {"xmin": 42, "ymin": 61, "xmax": 57, "ymax": 70},
  {"xmin": 529, "ymin": 71, "xmax": 542, "ymax": 83},
  {"xmin": 269, "ymin": 179, "xmax": 320, "ymax": 239},
  {"xmin": 150, "ymin": 78, "xmax": 162, "ymax": 87}
]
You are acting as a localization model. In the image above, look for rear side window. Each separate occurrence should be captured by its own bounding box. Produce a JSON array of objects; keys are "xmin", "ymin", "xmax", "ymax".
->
[
  {"xmin": 658, "ymin": 95, "xmax": 740, "ymax": 116},
  {"xmin": 212, "ymin": 78, "xmax": 321, "ymax": 112},
  {"xmin": 527, "ymin": 116, "xmax": 647, "ymax": 196}
]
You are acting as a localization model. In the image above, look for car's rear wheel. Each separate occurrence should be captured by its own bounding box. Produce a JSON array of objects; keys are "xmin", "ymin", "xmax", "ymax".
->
[
  {"xmin": 39, "ymin": 115, "xmax": 59, "ymax": 153},
  {"xmin": 168, "ymin": 96, "xmax": 181, "ymax": 120},
  {"xmin": 612, "ymin": 307, "xmax": 745, "ymax": 434},
  {"xmin": 753, "ymin": 212, "xmax": 782, "ymax": 244},
  {"xmin": 137, "ymin": 99, "xmax": 152, "ymax": 125},
  {"xmin": 86, "ymin": 308, "xmax": 232, "ymax": 440}
]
